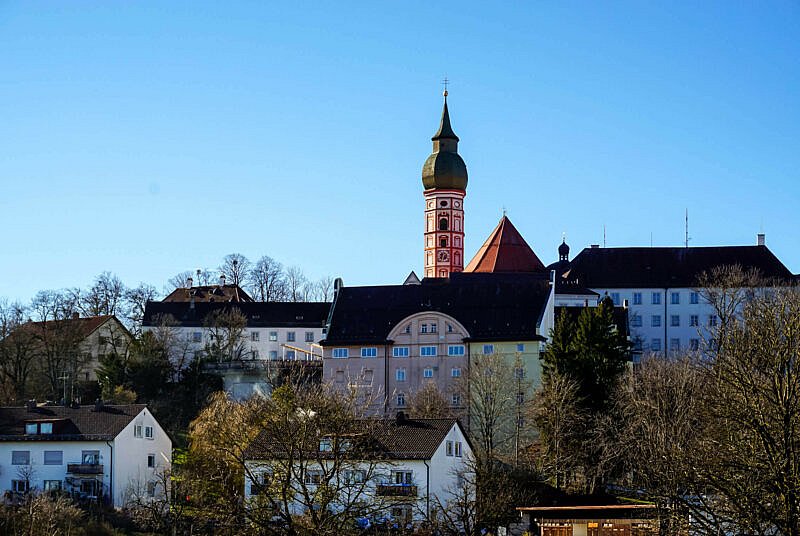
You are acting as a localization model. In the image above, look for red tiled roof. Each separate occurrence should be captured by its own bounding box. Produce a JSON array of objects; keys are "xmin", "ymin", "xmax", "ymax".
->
[
  {"xmin": 162, "ymin": 284, "xmax": 254, "ymax": 303},
  {"xmin": 464, "ymin": 216, "xmax": 546, "ymax": 273},
  {"xmin": 23, "ymin": 315, "xmax": 118, "ymax": 339}
]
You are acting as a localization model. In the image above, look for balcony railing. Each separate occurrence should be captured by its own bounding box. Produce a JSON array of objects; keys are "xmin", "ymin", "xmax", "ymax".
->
[
  {"xmin": 67, "ymin": 464, "xmax": 103, "ymax": 475},
  {"xmin": 376, "ymin": 484, "xmax": 418, "ymax": 497}
]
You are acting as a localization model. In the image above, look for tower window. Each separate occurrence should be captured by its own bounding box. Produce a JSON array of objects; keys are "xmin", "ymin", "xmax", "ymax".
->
[
  {"xmin": 439, "ymin": 200, "xmax": 448, "ymax": 207},
  {"xmin": 439, "ymin": 218, "xmax": 448, "ymax": 231},
  {"xmin": 440, "ymin": 237, "xmax": 448, "ymax": 247}
]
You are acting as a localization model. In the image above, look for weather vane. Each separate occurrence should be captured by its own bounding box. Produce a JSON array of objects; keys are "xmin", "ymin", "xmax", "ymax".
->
[{"xmin": 442, "ymin": 76, "xmax": 449, "ymax": 97}]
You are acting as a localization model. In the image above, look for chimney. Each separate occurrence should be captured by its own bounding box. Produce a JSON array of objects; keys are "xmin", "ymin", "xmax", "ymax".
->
[
  {"xmin": 72, "ymin": 312, "xmax": 80, "ymax": 320},
  {"xmin": 219, "ymin": 274, "xmax": 226, "ymax": 287},
  {"xmin": 187, "ymin": 276, "xmax": 193, "ymax": 288},
  {"xmin": 25, "ymin": 399, "xmax": 36, "ymax": 412},
  {"xmin": 757, "ymin": 233, "xmax": 765, "ymax": 246},
  {"xmin": 623, "ymin": 299, "xmax": 629, "ymax": 309},
  {"xmin": 590, "ymin": 244, "xmax": 600, "ymax": 249}
]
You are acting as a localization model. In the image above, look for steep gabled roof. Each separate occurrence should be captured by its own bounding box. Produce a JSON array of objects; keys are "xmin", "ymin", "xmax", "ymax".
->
[
  {"xmin": 143, "ymin": 301, "xmax": 331, "ymax": 328},
  {"xmin": 322, "ymin": 272, "xmax": 550, "ymax": 345},
  {"xmin": 20, "ymin": 315, "xmax": 130, "ymax": 341},
  {"xmin": 162, "ymin": 284, "xmax": 254, "ymax": 303},
  {"xmin": 0, "ymin": 404, "xmax": 147, "ymax": 441},
  {"xmin": 464, "ymin": 216, "xmax": 546, "ymax": 273},
  {"xmin": 565, "ymin": 246, "xmax": 795, "ymax": 289},
  {"xmin": 244, "ymin": 417, "xmax": 466, "ymax": 461}
]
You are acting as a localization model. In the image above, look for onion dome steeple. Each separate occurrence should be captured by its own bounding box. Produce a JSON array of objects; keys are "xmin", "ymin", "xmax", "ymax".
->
[
  {"xmin": 559, "ymin": 238, "xmax": 570, "ymax": 262},
  {"xmin": 422, "ymin": 91, "xmax": 468, "ymax": 191}
]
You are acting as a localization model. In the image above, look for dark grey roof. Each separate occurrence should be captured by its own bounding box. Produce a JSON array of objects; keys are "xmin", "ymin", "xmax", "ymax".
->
[
  {"xmin": 143, "ymin": 301, "xmax": 331, "ymax": 328},
  {"xmin": 322, "ymin": 272, "xmax": 551, "ymax": 345},
  {"xmin": 0, "ymin": 404, "xmax": 147, "ymax": 441},
  {"xmin": 565, "ymin": 246, "xmax": 794, "ymax": 289},
  {"xmin": 244, "ymin": 417, "xmax": 466, "ymax": 461}
]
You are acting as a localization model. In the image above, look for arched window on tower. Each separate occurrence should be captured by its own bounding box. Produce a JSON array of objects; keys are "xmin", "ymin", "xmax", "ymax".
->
[
  {"xmin": 440, "ymin": 237, "xmax": 448, "ymax": 248},
  {"xmin": 439, "ymin": 218, "xmax": 449, "ymax": 231}
]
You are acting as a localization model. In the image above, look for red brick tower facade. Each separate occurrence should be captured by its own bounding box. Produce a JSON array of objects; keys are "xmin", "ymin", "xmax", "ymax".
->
[{"xmin": 421, "ymin": 92, "xmax": 468, "ymax": 278}]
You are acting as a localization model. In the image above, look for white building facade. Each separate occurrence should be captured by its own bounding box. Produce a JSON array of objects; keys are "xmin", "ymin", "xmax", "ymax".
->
[{"xmin": 0, "ymin": 404, "xmax": 171, "ymax": 508}]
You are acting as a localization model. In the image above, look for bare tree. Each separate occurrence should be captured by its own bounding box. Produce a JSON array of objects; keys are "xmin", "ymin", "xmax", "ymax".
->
[
  {"xmin": 219, "ymin": 253, "xmax": 251, "ymax": 287},
  {"xmin": 0, "ymin": 300, "xmax": 38, "ymax": 403},
  {"xmin": 202, "ymin": 308, "xmax": 248, "ymax": 363},
  {"xmin": 73, "ymin": 271, "xmax": 128, "ymax": 317},
  {"xmin": 307, "ymin": 276, "xmax": 335, "ymax": 302},
  {"xmin": 407, "ymin": 381, "xmax": 453, "ymax": 419},
  {"xmin": 168, "ymin": 270, "xmax": 194, "ymax": 290},
  {"xmin": 249, "ymin": 255, "xmax": 288, "ymax": 301},
  {"xmin": 124, "ymin": 282, "xmax": 159, "ymax": 335},
  {"xmin": 285, "ymin": 266, "xmax": 308, "ymax": 302}
]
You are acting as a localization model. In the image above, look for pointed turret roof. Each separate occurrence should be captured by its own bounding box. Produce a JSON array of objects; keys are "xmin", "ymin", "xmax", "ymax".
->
[
  {"xmin": 464, "ymin": 216, "xmax": 546, "ymax": 273},
  {"xmin": 432, "ymin": 95, "xmax": 459, "ymax": 141}
]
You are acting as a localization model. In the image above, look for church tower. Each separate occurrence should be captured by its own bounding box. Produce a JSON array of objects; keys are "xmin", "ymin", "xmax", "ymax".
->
[{"xmin": 421, "ymin": 91, "xmax": 468, "ymax": 278}]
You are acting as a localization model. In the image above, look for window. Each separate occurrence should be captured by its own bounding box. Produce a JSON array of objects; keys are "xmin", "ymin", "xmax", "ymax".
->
[
  {"xmin": 269, "ymin": 350, "xmax": 278, "ymax": 360},
  {"xmin": 404, "ymin": 324, "xmax": 411, "ymax": 334},
  {"xmin": 393, "ymin": 347, "xmax": 409, "ymax": 358},
  {"xmin": 420, "ymin": 323, "xmax": 428, "ymax": 333},
  {"xmin": 671, "ymin": 315, "xmax": 680, "ymax": 327},
  {"xmin": 361, "ymin": 347, "xmax": 377, "ymax": 358},
  {"xmin": 43, "ymin": 450, "xmax": 62, "ymax": 465},
  {"xmin": 305, "ymin": 331, "xmax": 314, "ymax": 342},
  {"xmin": 269, "ymin": 331, "xmax": 278, "ymax": 341},
  {"xmin": 319, "ymin": 439, "xmax": 332, "ymax": 452},
  {"xmin": 286, "ymin": 332, "xmax": 296, "ymax": 342},
  {"xmin": 145, "ymin": 426, "xmax": 154, "ymax": 439},
  {"xmin": 439, "ymin": 217, "xmax": 448, "ymax": 231},
  {"xmin": 451, "ymin": 393, "xmax": 461, "ymax": 406},
  {"xmin": 447, "ymin": 323, "xmax": 453, "ymax": 333},
  {"xmin": 633, "ymin": 292, "xmax": 642, "ymax": 305},
  {"xmin": 448, "ymin": 345, "xmax": 465, "ymax": 356},
  {"xmin": 440, "ymin": 237, "xmax": 447, "ymax": 247},
  {"xmin": 134, "ymin": 425, "xmax": 143, "ymax": 438},
  {"xmin": 482, "ymin": 344, "xmax": 494, "ymax": 355},
  {"xmin": 446, "ymin": 440, "xmax": 454, "ymax": 456},
  {"xmin": 430, "ymin": 323, "xmax": 438, "ymax": 333},
  {"xmin": 454, "ymin": 441, "xmax": 463, "ymax": 457},
  {"xmin": 192, "ymin": 331, "xmax": 202, "ymax": 343},
  {"xmin": 690, "ymin": 338, "xmax": 700, "ymax": 351},
  {"xmin": 633, "ymin": 339, "xmax": 643, "ymax": 352},
  {"xmin": 420, "ymin": 346, "xmax": 437, "ymax": 357},
  {"xmin": 670, "ymin": 338, "xmax": 681, "ymax": 351},
  {"xmin": 396, "ymin": 393, "xmax": 406, "ymax": 407},
  {"xmin": 11, "ymin": 480, "xmax": 29, "ymax": 493},
  {"xmin": 147, "ymin": 454, "xmax": 156, "ymax": 468},
  {"xmin": 304, "ymin": 470, "xmax": 322, "ymax": 485},
  {"xmin": 12, "ymin": 451, "xmax": 29, "ymax": 465},
  {"xmin": 690, "ymin": 292, "xmax": 699, "ymax": 304},
  {"xmin": 451, "ymin": 367, "xmax": 461, "ymax": 378},
  {"xmin": 344, "ymin": 470, "xmax": 366, "ymax": 484},
  {"xmin": 516, "ymin": 343, "xmax": 525, "ymax": 352},
  {"xmin": 333, "ymin": 348, "xmax": 349, "ymax": 358},
  {"xmin": 334, "ymin": 370, "xmax": 345, "ymax": 383},
  {"xmin": 709, "ymin": 315, "xmax": 718, "ymax": 327},
  {"xmin": 651, "ymin": 338, "xmax": 662, "ymax": 352},
  {"xmin": 40, "ymin": 422, "xmax": 52, "ymax": 434},
  {"xmin": 82, "ymin": 450, "xmax": 99, "ymax": 464},
  {"xmin": 251, "ymin": 349, "xmax": 259, "ymax": 359},
  {"xmin": 516, "ymin": 392, "xmax": 525, "ymax": 404},
  {"xmin": 610, "ymin": 292, "xmax": 620, "ymax": 305},
  {"xmin": 394, "ymin": 470, "xmax": 413, "ymax": 485},
  {"xmin": 25, "ymin": 423, "xmax": 37, "ymax": 435},
  {"xmin": 147, "ymin": 481, "xmax": 157, "ymax": 497},
  {"xmin": 671, "ymin": 292, "xmax": 680, "ymax": 305},
  {"xmin": 690, "ymin": 315, "xmax": 699, "ymax": 327},
  {"xmin": 286, "ymin": 350, "xmax": 296, "ymax": 360},
  {"xmin": 630, "ymin": 314, "xmax": 642, "ymax": 327},
  {"xmin": 251, "ymin": 331, "xmax": 260, "ymax": 342},
  {"xmin": 396, "ymin": 369, "xmax": 406, "ymax": 381},
  {"xmin": 651, "ymin": 315, "xmax": 661, "ymax": 328},
  {"xmin": 43, "ymin": 480, "xmax": 62, "ymax": 492},
  {"xmin": 514, "ymin": 367, "xmax": 525, "ymax": 379},
  {"xmin": 423, "ymin": 368, "xmax": 433, "ymax": 378},
  {"xmin": 652, "ymin": 292, "xmax": 661, "ymax": 305}
]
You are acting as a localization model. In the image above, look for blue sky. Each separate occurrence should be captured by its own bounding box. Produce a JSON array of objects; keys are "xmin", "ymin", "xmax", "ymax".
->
[{"xmin": 1, "ymin": 1, "xmax": 798, "ymax": 301}]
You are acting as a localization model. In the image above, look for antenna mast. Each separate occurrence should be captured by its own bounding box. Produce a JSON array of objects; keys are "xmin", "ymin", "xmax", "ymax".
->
[{"xmin": 685, "ymin": 208, "xmax": 689, "ymax": 248}]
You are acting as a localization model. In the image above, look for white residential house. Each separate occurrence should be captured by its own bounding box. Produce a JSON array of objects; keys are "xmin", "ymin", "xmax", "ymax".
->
[
  {"xmin": 0, "ymin": 403, "xmax": 171, "ymax": 508},
  {"xmin": 242, "ymin": 415, "xmax": 474, "ymax": 526}
]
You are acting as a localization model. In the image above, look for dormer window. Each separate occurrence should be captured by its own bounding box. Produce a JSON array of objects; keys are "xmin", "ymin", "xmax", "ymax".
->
[
  {"xmin": 25, "ymin": 423, "xmax": 37, "ymax": 435},
  {"xmin": 40, "ymin": 423, "xmax": 53, "ymax": 434},
  {"xmin": 25, "ymin": 422, "xmax": 54, "ymax": 435}
]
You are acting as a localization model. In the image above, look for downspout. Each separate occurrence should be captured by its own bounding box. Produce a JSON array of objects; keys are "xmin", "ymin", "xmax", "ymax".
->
[
  {"xmin": 105, "ymin": 440, "xmax": 114, "ymax": 507},
  {"xmin": 384, "ymin": 343, "xmax": 389, "ymax": 416},
  {"xmin": 423, "ymin": 459, "xmax": 431, "ymax": 520},
  {"xmin": 664, "ymin": 289, "xmax": 668, "ymax": 357}
]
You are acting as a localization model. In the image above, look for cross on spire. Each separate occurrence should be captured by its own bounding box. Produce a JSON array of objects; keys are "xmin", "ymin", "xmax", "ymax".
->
[{"xmin": 442, "ymin": 76, "xmax": 449, "ymax": 97}]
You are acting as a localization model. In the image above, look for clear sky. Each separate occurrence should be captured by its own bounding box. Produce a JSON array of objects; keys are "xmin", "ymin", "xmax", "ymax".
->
[{"xmin": 1, "ymin": 1, "xmax": 798, "ymax": 302}]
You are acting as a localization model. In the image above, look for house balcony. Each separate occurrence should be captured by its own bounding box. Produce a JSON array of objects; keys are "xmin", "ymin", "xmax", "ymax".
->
[
  {"xmin": 67, "ymin": 463, "xmax": 103, "ymax": 475},
  {"xmin": 376, "ymin": 484, "xmax": 418, "ymax": 497}
]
